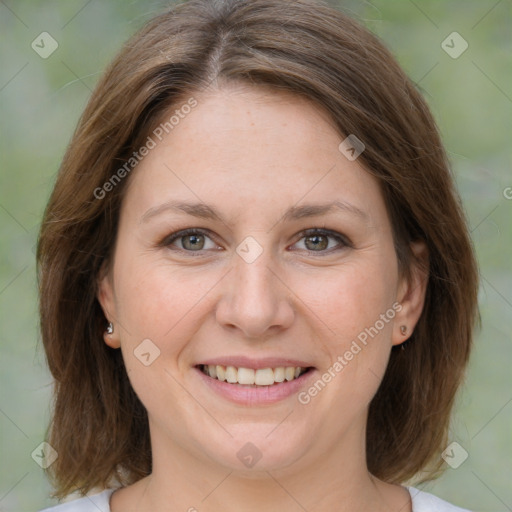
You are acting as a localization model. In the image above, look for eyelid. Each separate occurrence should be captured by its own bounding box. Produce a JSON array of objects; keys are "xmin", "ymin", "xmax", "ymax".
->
[
  {"xmin": 159, "ymin": 227, "xmax": 352, "ymax": 254},
  {"xmin": 159, "ymin": 227, "xmax": 221, "ymax": 251},
  {"xmin": 291, "ymin": 227, "xmax": 352, "ymax": 252}
]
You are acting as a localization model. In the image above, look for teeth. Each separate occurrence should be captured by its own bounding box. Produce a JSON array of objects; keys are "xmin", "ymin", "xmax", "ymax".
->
[
  {"xmin": 255, "ymin": 368, "xmax": 274, "ymax": 386},
  {"xmin": 202, "ymin": 365, "xmax": 308, "ymax": 386},
  {"xmin": 216, "ymin": 365, "xmax": 226, "ymax": 382},
  {"xmin": 274, "ymin": 367, "xmax": 285, "ymax": 383},
  {"xmin": 225, "ymin": 366, "xmax": 238, "ymax": 383},
  {"xmin": 237, "ymin": 367, "xmax": 255, "ymax": 385}
]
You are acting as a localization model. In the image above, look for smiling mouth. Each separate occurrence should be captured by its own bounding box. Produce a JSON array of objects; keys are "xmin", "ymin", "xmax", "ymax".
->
[{"xmin": 197, "ymin": 364, "xmax": 313, "ymax": 386}]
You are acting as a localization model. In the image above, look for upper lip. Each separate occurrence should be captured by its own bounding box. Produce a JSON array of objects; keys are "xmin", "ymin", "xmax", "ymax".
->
[{"xmin": 196, "ymin": 356, "xmax": 315, "ymax": 370}]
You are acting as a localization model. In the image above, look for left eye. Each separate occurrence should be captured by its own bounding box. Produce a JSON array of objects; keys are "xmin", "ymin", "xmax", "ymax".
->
[{"xmin": 292, "ymin": 229, "xmax": 349, "ymax": 252}]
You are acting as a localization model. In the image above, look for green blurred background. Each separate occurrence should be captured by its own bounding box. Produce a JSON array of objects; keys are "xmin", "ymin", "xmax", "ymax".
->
[{"xmin": 0, "ymin": 1, "xmax": 510, "ymax": 510}]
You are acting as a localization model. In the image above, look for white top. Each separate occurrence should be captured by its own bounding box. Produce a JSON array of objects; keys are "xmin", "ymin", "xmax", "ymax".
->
[{"xmin": 39, "ymin": 487, "xmax": 471, "ymax": 511}]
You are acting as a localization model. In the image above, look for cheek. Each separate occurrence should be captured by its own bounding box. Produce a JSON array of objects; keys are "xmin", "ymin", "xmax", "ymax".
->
[
  {"xmin": 113, "ymin": 253, "xmax": 223, "ymax": 351},
  {"xmin": 304, "ymin": 257, "xmax": 397, "ymax": 337},
  {"xmin": 112, "ymin": 257, "xmax": 223, "ymax": 416},
  {"xmin": 297, "ymin": 256, "xmax": 397, "ymax": 399}
]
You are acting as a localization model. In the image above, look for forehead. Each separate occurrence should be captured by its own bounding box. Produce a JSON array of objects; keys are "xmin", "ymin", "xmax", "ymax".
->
[
  {"xmin": 153, "ymin": 84, "xmax": 340, "ymax": 170},
  {"xmin": 121, "ymin": 84, "xmax": 387, "ymax": 227}
]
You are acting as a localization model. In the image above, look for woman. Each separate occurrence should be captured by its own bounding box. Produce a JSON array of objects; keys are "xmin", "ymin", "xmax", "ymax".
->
[{"xmin": 37, "ymin": 0, "xmax": 479, "ymax": 510}]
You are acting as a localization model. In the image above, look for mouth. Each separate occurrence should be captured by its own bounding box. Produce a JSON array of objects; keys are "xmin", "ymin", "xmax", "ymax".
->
[{"xmin": 196, "ymin": 364, "xmax": 313, "ymax": 387}]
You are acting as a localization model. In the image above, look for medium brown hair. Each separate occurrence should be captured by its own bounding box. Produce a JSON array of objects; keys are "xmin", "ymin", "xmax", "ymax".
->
[{"xmin": 37, "ymin": 0, "xmax": 479, "ymax": 498}]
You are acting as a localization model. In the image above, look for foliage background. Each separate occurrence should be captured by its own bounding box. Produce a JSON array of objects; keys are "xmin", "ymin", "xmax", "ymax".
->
[{"xmin": 0, "ymin": 1, "xmax": 510, "ymax": 510}]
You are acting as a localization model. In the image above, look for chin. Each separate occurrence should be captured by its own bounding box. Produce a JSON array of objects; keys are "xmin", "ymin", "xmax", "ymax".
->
[{"xmin": 198, "ymin": 424, "xmax": 311, "ymax": 474}]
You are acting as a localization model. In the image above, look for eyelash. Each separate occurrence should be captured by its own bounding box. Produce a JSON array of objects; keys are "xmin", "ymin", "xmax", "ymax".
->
[{"xmin": 160, "ymin": 227, "xmax": 352, "ymax": 256}]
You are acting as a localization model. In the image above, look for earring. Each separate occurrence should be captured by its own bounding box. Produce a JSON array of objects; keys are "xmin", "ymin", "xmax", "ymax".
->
[
  {"xmin": 106, "ymin": 322, "xmax": 114, "ymax": 335},
  {"xmin": 400, "ymin": 325, "xmax": 407, "ymax": 335}
]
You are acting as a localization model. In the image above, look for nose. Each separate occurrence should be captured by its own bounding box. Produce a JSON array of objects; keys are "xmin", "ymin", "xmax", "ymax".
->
[{"xmin": 215, "ymin": 246, "xmax": 295, "ymax": 339}]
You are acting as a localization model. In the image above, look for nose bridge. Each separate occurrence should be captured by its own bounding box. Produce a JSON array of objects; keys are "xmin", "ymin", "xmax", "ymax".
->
[
  {"xmin": 215, "ymin": 239, "xmax": 294, "ymax": 338},
  {"xmin": 235, "ymin": 248, "xmax": 276, "ymax": 303}
]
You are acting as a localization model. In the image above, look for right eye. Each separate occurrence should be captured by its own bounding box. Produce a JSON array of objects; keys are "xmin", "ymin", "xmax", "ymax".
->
[{"xmin": 163, "ymin": 228, "xmax": 221, "ymax": 253}]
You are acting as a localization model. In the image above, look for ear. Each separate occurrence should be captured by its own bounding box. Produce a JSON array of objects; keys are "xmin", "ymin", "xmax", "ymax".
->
[
  {"xmin": 392, "ymin": 241, "xmax": 429, "ymax": 346},
  {"xmin": 97, "ymin": 261, "xmax": 121, "ymax": 349}
]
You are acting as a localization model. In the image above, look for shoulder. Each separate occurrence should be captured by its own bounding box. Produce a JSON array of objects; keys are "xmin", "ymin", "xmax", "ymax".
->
[
  {"xmin": 408, "ymin": 487, "xmax": 471, "ymax": 512},
  {"xmin": 38, "ymin": 489, "xmax": 115, "ymax": 512}
]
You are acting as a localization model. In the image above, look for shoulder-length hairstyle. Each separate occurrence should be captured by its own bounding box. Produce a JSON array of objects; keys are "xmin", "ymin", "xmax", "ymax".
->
[{"xmin": 37, "ymin": 0, "xmax": 479, "ymax": 498}]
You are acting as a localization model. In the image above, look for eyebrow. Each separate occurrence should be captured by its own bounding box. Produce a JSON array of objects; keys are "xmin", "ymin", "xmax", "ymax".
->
[{"xmin": 141, "ymin": 199, "xmax": 368, "ymax": 224}]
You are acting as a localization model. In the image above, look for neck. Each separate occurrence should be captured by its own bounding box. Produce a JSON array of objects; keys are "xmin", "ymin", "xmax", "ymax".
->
[{"xmin": 116, "ymin": 422, "xmax": 411, "ymax": 512}]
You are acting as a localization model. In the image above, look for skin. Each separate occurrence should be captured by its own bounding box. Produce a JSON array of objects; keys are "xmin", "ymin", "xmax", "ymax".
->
[{"xmin": 98, "ymin": 83, "xmax": 428, "ymax": 512}]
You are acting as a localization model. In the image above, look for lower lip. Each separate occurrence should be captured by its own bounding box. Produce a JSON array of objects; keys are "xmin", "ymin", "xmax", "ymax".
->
[{"xmin": 194, "ymin": 367, "xmax": 316, "ymax": 405}]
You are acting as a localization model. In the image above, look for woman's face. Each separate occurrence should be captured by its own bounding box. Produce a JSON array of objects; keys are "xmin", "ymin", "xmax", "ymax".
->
[{"xmin": 99, "ymin": 84, "xmax": 425, "ymax": 476}]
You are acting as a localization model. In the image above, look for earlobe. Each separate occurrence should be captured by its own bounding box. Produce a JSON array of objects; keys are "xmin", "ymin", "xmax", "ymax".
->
[
  {"xmin": 103, "ymin": 321, "xmax": 120, "ymax": 349},
  {"xmin": 97, "ymin": 264, "xmax": 121, "ymax": 349},
  {"xmin": 392, "ymin": 241, "xmax": 429, "ymax": 346}
]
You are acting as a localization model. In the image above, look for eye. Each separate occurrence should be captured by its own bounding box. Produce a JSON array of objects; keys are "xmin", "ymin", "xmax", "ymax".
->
[
  {"xmin": 163, "ymin": 228, "xmax": 220, "ymax": 252},
  {"xmin": 161, "ymin": 227, "xmax": 351, "ymax": 255},
  {"xmin": 292, "ymin": 228, "xmax": 350, "ymax": 253}
]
